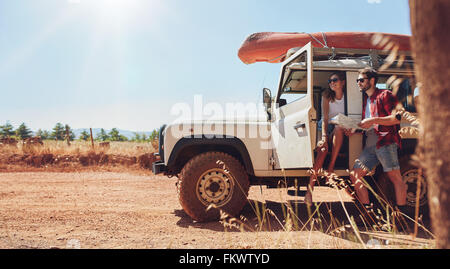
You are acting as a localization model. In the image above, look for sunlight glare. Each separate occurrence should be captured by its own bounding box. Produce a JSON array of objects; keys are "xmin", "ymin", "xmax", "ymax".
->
[
  {"xmin": 91, "ymin": 0, "xmax": 141, "ymax": 23},
  {"xmin": 69, "ymin": 0, "xmax": 165, "ymax": 33}
]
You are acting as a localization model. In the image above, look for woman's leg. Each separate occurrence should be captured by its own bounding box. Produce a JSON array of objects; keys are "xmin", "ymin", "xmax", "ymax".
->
[
  {"xmin": 327, "ymin": 126, "xmax": 344, "ymax": 172},
  {"xmin": 305, "ymin": 146, "xmax": 328, "ymax": 205}
]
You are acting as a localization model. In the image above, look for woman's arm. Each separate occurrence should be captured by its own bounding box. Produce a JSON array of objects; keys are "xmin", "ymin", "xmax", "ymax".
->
[
  {"xmin": 317, "ymin": 97, "xmax": 330, "ymax": 148},
  {"xmin": 321, "ymin": 96, "xmax": 330, "ymax": 139}
]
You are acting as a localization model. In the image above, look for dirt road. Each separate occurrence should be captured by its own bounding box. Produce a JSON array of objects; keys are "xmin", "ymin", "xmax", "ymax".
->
[{"xmin": 0, "ymin": 172, "xmax": 433, "ymax": 249}]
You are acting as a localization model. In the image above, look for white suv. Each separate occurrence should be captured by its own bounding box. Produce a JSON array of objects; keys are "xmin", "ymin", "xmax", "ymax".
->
[{"xmin": 153, "ymin": 43, "xmax": 425, "ymax": 222}]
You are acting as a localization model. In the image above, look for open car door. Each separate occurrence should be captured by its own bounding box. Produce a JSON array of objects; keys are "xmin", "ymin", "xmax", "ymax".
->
[{"xmin": 271, "ymin": 42, "xmax": 316, "ymax": 169}]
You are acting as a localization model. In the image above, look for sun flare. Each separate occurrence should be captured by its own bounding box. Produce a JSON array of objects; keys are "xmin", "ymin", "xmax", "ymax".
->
[
  {"xmin": 91, "ymin": 0, "xmax": 141, "ymax": 22},
  {"xmin": 68, "ymin": 0, "xmax": 165, "ymax": 30}
]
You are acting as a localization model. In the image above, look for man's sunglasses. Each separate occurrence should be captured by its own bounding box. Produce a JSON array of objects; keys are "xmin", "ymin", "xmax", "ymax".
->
[
  {"xmin": 356, "ymin": 78, "xmax": 368, "ymax": 83},
  {"xmin": 328, "ymin": 78, "xmax": 340, "ymax": 84}
]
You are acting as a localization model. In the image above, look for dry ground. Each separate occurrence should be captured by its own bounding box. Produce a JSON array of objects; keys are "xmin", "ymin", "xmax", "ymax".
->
[{"xmin": 0, "ymin": 171, "xmax": 434, "ymax": 249}]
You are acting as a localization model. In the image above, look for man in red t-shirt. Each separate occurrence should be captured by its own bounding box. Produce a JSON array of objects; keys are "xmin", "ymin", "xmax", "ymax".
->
[{"xmin": 350, "ymin": 68, "xmax": 408, "ymax": 213}]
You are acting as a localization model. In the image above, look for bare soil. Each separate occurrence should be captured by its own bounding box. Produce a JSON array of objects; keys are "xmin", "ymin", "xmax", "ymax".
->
[
  {"xmin": 0, "ymin": 152, "xmax": 157, "ymax": 170},
  {"xmin": 0, "ymin": 170, "xmax": 434, "ymax": 249}
]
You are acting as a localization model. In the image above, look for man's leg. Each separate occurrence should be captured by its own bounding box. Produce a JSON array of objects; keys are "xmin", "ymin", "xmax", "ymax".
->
[
  {"xmin": 351, "ymin": 146, "xmax": 379, "ymax": 205},
  {"xmin": 376, "ymin": 144, "xmax": 406, "ymax": 206},
  {"xmin": 350, "ymin": 168, "xmax": 370, "ymax": 204},
  {"xmin": 386, "ymin": 169, "xmax": 407, "ymax": 206}
]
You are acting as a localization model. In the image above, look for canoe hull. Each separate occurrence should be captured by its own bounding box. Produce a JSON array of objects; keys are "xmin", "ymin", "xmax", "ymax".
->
[{"xmin": 238, "ymin": 32, "xmax": 411, "ymax": 64}]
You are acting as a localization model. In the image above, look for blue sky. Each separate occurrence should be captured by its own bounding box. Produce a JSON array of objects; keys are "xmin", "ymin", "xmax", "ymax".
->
[{"xmin": 0, "ymin": 0, "xmax": 412, "ymax": 132}]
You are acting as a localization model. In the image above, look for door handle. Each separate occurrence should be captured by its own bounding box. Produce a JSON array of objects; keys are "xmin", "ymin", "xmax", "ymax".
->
[{"xmin": 293, "ymin": 123, "xmax": 306, "ymax": 130}]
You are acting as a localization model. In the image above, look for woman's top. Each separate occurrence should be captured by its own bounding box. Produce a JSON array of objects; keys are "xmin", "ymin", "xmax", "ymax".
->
[{"xmin": 326, "ymin": 94, "xmax": 345, "ymax": 122}]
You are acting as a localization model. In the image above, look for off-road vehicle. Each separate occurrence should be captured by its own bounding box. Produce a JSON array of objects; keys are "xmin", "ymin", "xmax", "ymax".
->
[{"xmin": 153, "ymin": 42, "xmax": 425, "ymax": 222}]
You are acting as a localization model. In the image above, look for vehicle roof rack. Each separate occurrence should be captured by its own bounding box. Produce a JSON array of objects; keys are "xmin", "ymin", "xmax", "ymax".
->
[{"xmin": 312, "ymin": 47, "xmax": 413, "ymax": 69}]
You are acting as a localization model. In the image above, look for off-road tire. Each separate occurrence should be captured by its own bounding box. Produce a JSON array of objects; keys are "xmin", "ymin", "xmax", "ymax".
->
[
  {"xmin": 177, "ymin": 151, "xmax": 250, "ymax": 222},
  {"xmin": 376, "ymin": 155, "xmax": 429, "ymax": 217}
]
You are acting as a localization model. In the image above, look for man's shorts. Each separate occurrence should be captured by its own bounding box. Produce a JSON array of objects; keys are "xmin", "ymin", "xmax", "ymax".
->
[{"xmin": 353, "ymin": 143, "xmax": 400, "ymax": 172}]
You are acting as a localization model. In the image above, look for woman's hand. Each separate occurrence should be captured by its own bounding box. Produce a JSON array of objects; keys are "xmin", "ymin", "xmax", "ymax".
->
[{"xmin": 317, "ymin": 137, "xmax": 328, "ymax": 151}]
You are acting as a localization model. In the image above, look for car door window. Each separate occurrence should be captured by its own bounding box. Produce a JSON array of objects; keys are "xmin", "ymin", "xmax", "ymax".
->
[{"xmin": 280, "ymin": 70, "xmax": 307, "ymax": 105}]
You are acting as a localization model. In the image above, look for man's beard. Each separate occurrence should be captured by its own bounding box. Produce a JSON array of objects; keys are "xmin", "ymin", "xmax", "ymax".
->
[{"xmin": 359, "ymin": 84, "xmax": 370, "ymax": 92}]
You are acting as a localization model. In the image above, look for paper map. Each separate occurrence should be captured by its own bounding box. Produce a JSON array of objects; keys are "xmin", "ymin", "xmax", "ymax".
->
[{"xmin": 330, "ymin": 113, "xmax": 367, "ymax": 131}]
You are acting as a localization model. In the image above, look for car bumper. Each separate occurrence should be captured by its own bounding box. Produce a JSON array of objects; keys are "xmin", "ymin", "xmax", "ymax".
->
[{"xmin": 152, "ymin": 161, "xmax": 166, "ymax": 175}]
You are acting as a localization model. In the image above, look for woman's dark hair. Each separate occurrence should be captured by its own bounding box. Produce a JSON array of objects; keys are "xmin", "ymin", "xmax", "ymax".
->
[{"xmin": 322, "ymin": 71, "xmax": 346, "ymax": 102}]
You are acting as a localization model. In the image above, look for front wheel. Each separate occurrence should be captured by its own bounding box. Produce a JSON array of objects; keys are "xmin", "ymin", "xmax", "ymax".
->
[{"xmin": 177, "ymin": 152, "xmax": 250, "ymax": 222}]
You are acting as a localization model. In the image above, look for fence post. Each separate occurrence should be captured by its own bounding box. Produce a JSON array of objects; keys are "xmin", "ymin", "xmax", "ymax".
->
[
  {"xmin": 65, "ymin": 126, "xmax": 71, "ymax": 146},
  {"xmin": 90, "ymin": 128, "xmax": 95, "ymax": 151}
]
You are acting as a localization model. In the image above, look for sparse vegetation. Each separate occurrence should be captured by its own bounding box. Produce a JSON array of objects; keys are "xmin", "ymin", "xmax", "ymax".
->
[
  {"xmin": 0, "ymin": 139, "xmax": 159, "ymax": 172},
  {"xmin": 216, "ymin": 171, "xmax": 434, "ymax": 249}
]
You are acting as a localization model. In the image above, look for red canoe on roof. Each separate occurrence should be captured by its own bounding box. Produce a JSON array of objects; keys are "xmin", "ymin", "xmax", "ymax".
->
[{"xmin": 237, "ymin": 32, "xmax": 411, "ymax": 64}]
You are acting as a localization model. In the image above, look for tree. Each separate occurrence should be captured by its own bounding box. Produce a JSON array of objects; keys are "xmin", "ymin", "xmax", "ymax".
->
[
  {"xmin": 109, "ymin": 128, "xmax": 121, "ymax": 141},
  {"xmin": 35, "ymin": 129, "xmax": 50, "ymax": 140},
  {"xmin": 409, "ymin": 0, "xmax": 450, "ymax": 248},
  {"xmin": 64, "ymin": 124, "xmax": 75, "ymax": 141},
  {"xmin": 141, "ymin": 133, "xmax": 148, "ymax": 142},
  {"xmin": 51, "ymin": 123, "xmax": 65, "ymax": 140},
  {"xmin": 96, "ymin": 128, "xmax": 109, "ymax": 141},
  {"xmin": 108, "ymin": 128, "xmax": 128, "ymax": 142},
  {"xmin": 79, "ymin": 130, "xmax": 90, "ymax": 141},
  {"xmin": 0, "ymin": 122, "xmax": 15, "ymax": 138},
  {"xmin": 149, "ymin": 129, "xmax": 159, "ymax": 142},
  {"xmin": 15, "ymin": 123, "xmax": 32, "ymax": 140},
  {"xmin": 132, "ymin": 132, "xmax": 141, "ymax": 142}
]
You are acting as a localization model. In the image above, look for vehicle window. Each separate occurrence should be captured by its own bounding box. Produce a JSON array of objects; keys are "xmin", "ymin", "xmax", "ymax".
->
[
  {"xmin": 279, "ymin": 70, "xmax": 307, "ymax": 104},
  {"xmin": 278, "ymin": 50, "xmax": 308, "ymax": 106},
  {"xmin": 377, "ymin": 76, "xmax": 417, "ymax": 113}
]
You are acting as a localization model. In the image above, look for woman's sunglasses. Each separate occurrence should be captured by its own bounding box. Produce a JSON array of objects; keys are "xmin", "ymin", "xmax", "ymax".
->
[{"xmin": 328, "ymin": 78, "xmax": 340, "ymax": 84}]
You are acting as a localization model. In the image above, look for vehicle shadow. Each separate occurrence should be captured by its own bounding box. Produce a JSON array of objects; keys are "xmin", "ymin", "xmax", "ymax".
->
[
  {"xmin": 240, "ymin": 199, "xmax": 361, "ymax": 232},
  {"xmin": 174, "ymin": 198, "xmax": 433, "ymax": 243}
]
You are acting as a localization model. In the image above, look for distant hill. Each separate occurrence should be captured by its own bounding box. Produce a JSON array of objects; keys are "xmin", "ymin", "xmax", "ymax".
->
[{"xmin": 72, "ymin": 128, "xmax": 155, "ymax": 140}]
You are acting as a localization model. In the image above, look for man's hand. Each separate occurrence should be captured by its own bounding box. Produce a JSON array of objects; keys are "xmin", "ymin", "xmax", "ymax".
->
[
  {"xmin": 358, "ymin": 118, "xmax": 376, "ymax": 129},
  {"xmin": 343, "ymin": 128, "xmax": 355, "ymax": 137}
]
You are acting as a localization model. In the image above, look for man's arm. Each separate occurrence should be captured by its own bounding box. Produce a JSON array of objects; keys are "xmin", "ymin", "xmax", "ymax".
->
[
  {"xmin": 359, "ymin": 91, "xmax": 401, "ymax": 129},
  {"xmin": 358, "ymin": 113, "xmax": 400, "ymax": 129}
]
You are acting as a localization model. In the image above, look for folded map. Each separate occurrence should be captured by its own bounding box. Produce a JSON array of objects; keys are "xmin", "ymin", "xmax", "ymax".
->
[{"xmin": 330, "ymin": 113, "xmax": 367, "ymax": 131}]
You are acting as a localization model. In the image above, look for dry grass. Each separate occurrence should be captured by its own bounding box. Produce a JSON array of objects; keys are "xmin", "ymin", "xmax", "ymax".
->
[
  {"xmin": 217, "ymin": 171, "xmax": 435, "ymax": 249},
  {"xmin": 0, "ymin": 140, "xmax": 158, "ymax": 172},
  {"xmin": 0, "ymin": 140, "xmax": 156, "ymax": 157}
]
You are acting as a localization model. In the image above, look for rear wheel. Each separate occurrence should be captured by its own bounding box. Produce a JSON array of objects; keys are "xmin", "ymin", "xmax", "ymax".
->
[{"xmin": 177, "ymin": 152, "xmax": 250, "ymax": 222}]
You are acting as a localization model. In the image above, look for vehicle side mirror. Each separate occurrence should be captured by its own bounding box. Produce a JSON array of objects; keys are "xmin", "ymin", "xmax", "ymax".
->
[
  {"xmin": 263, "ymin": 88, "xmax": 272, "ymax": 120},
  {"xmin": 263, "ymin": 88, "xmax": 272, "ymax": 108}
]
